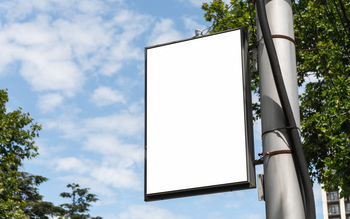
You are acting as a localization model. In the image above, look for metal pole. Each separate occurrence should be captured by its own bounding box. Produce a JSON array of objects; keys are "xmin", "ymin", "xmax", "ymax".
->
[{"xmin": 255, "ymin": 0, "xmax": 305, "ymax": 218}]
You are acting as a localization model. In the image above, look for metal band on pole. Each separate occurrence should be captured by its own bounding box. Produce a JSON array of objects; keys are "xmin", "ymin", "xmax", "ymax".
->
[{"xmin": 260, "ymin": 34, "xmax": 297, "ymax": 46}]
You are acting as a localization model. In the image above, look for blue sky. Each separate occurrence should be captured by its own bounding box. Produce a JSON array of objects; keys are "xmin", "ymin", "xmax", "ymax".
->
[{"xmin": 0, "ymin": 0, "xmax": 323, "ymax": 218}]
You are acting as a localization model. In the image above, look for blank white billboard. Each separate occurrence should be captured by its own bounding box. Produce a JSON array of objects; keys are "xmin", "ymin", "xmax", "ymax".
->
[{"xmin": 145, "ymin": 28, "xmax": 255, "ymax": 201}]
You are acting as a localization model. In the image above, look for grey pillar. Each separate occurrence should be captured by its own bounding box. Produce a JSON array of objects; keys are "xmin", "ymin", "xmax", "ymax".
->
[{"xmin": 256, "ymin": 0, "xmax": 305, "ymax": 218}]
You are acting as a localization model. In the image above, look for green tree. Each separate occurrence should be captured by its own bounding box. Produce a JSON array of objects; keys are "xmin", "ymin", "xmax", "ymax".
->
[
  {"xmin": 294, "ymin": 0, "xmax": 350, "ymax": 198},
  {"xmin": 0, "ymin": 89, "xmax": 42, "ymax": 218},
  {"xmin": 19, "ymin": 172, "xmax": 66, "ymax": 218},
  {"xmin": 202, "ymin": 0, "xmax": 350, "ymax": 197},
  {"xmin": 60, "ymin": 183, "xmax": 101, "ymax": 219},
  {"xmin": 0, "ymin": 89, "xmax": 69, "ymax": 218}
]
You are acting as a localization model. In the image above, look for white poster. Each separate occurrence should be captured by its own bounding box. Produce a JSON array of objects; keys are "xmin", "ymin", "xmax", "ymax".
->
[{"xmin": 145, "ymin": 28, "xmax": 254, "ymax": 201}]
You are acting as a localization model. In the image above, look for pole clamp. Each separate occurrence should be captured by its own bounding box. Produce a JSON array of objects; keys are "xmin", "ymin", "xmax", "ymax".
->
[
  {"xmin": 260, "ymin": 34, "xmax": 296, "ymax": 46},
  {"xmin": 263, "ymin": 149, "xmax": 292, "ymax": 157},
  {"xmin": 249, "ymin": 34, "xmax": 296, "ymax": 51},
  {"xmin": 262, "ymin": 126, "xmax": 301, "ymax": 137},
  {"xmin": 254, "ymin": 150, "xmax": 292, "ymax": 165}
]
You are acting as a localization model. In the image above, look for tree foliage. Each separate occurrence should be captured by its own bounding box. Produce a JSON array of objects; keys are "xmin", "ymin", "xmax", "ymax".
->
[
  {"xmin": 0, "ymin": 89, "xmax": 101, "ymax": 218},
  {"xmin": 60, "ymin": 183, "xmax": 101, "ymax": 219},
  {"xmin": 19, "ymin": 172, "xmax": 66, "ymax": 218},
  {"xmin": 202, "ymin": 0, "xmax": 350, "ymax": 197},
  {"xmin": 294, "ymin": 0, "xmax": 350, "ymax": 198},
  {"xmin": 0, "ymin": 89, "xmax": 42, "ymax": 218}
]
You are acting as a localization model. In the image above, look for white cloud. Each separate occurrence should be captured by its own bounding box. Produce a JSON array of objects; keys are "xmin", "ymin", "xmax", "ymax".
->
[
  {"xmin": 104, "ymin": 10, "xmax": 153, "ymax": 67},
  {"xmin": 55, "ymin": 155, "xmax": 141, "ymax": 189},
  {"xmin": 44, "ymin": 110, "xmax": 144, "ymax": 190},
  {"xmin": 90, "ymin": 165, "xmax": 140, "ymax": 189},
  {"xmin": 177, "ymin": 0, "xmax": 231, "ymax": 7},
  {"xmin": 0, "ymin": 0, "xmax": 152, "ymax": 95},
  {"xmin": 83, "ymin": 134, "xmax": 143, "ymax": 163},
  {"xmin": 177, "ymin": 0, "xmax": 206, "ymax": 7},
  {"xmin": 73, "ymin": 0, "xmax": 110, "ymax": 15},
  {"xmin": 110, "ymin": 39, "xmax": 143, "ymax": 61},
  {"xmin": 44, "ymin": 111, "xmax": 143, "ymax": 141},
  {"xmin": 58, "ymin": 174, "xmax": 117, "ymax": 199},
  {"xmin": 43, "ymin": 114, "xmax": 84, "ymax": 139},
  {"xmin": 118, "ymin": 205, "xmax": 191, "ymax": 219},
  {"xmin": 83, "ymin": 113, "xmax": 144, "ymax": 136},
  {"xmin": 182, "ymin": 16, "xmax": 206, "ymax": 37},
  {"xmin": 116, "ymin": 76, "xmax": 142, "ymax": 90},
  {"xmin": 147, "ymin": 16, "xmax": 209, "ymax": 46},
  {"xmin": 0, "ymin": 0, "xmax": 124, "ymax": 22},
  {"xmin": 91, "ymin": 86, "xmax": 126, "ymax": 106},
  {"xmin": 148, "ymin": 19, "xmax": 183, "ymax": 45},
  {"xmin": 127, "ymin": 99, "xmax": 144, "ymax": 114},
  {"xmin": 99, "ymin": 63, "xmax": 123, "ymax": 76},
  {"xmin": 188, "ymin": 0, "xmax": 207, "ymax": 7},
  {"xmin": 112, "ymin": 9, "xmax": 153, "ymax": 38},
  {"xmin": 0, "ymin": 14, "xmax": 84, "ymax": 95},
  {"xmin": 224, "ymin": 200, "xmax": 241, "ymax": 208},
  {"xmin": 3, "ymin": 15, "xmax": 57, "ymax": 46},
  {"xmin": 0, "ymin": 0, "xmax": 49, "ymax": 22},
  {"xmin": 237, "ymin": 214, "xmax": 263, "ymax": 219},
  {"xmin": 20, "ymin": 60, "xmax": 83, "ymax": 96},
  {"xmin": 52, "ymin": 17, "xmax": 110, "ymax": 56},
  {"xmin": 38, "ymin": 93, "xmax": 64, "ymax": 113},
  {"xmin": 56, "ymin": 157, "xmax": 90, "ymax": 174}
]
